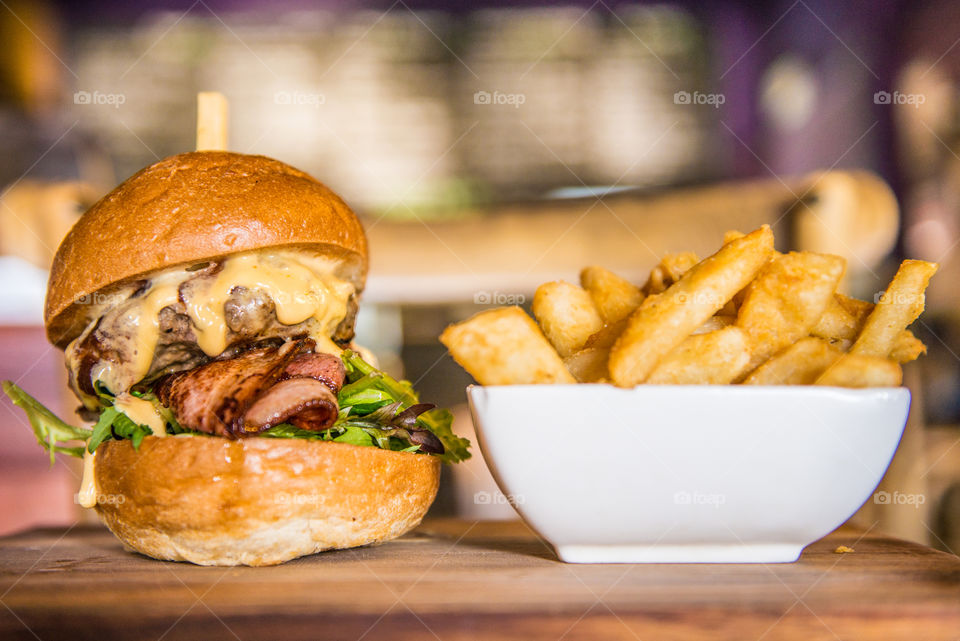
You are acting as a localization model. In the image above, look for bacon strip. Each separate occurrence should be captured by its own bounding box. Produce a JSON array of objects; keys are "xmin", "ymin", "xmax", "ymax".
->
[
  {"xmin": 242, "ymin": 378, "xmax": 339, "ymax": 432},
  {"xmin": 155, "ymin": 338, "xmax": 351, "ymax": 437},
  {"xmin": 281, "ymin": 352, "xmax": 346, "ymax": 393}
]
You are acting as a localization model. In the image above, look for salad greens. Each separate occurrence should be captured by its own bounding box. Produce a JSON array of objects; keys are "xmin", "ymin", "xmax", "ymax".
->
[
  {"xmin": 86, "ymin": 406, "xmax": 153, "ymax": 453},
  {"xmin": 1, "ymin": 349, "xmax": 470, "ymax": 464},
  {"xmin": 260, "ymin": 350, "xmax": 471, "ymax": 463},
  {"xmin": 339, "ymin": 350, "xmax": 469, "ymax": 462},
  {"xmin": 3, "ymin": 381, "xmax": 91, "ymax": 463}
]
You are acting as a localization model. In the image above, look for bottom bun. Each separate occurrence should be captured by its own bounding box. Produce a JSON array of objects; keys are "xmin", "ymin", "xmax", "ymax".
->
[{"xmin": 93, "ymin": 435, "xmax": 441, "ymax": 566}]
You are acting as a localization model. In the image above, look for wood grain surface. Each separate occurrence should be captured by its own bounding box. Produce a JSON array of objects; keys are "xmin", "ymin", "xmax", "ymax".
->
[{"xmin": 0, "ymin": 519, "xmax": 957, "ymax": 641}]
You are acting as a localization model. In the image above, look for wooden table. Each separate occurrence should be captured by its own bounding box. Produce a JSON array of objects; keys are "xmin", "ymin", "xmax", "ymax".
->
[{"xmin": 1, "ymin": 519, "xmax": 958, "ymax": 640}]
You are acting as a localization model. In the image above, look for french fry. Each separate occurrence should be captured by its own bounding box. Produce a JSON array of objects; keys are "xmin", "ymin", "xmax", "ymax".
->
[
  {"xmin": 643, "ymin": 252, "xmax": 699, "ymax": 295},
  {"xmin": 662, "ymin": 253, "xmax": 699, "ymax": 281},
  {"xmin": 736, "ymin": 251, "xmax": 846, "ymax": 369},
  {"xmin": 811, "ymin": 296, "xmax": 858, "ymax": 342},
  {"xmin": 718, "ymin": 299, "xmax": 739, "ymax": 317},
  {"xmin": 810, "ymin": 293, "xmax": 874, "ymax": 342},
  {"xmin": 850, "ymin": 260, "xmax": 938, "ymax": 357},
  {"xmin": 585, "ymin": 311, "xmax": 738, "ymax": 352},
  {"xmin": 567, "ymin": 317, "xmax": 635, "ymax": 382},
  {"xmin": 609, "ymin": 225, "xmax": 775, "ymax": 386},
  {"xmin": 646, "ymin": 326, "xmax": 751, "ymax": 384},
  {"xmin": 563, "ymin": 347, "xmax": 610, "ymax": 383},
  {"xmin": 694, "ymin": 314, "xmax": 735, "ymax": 335},
  {"xmin": 443, "ymin": 221, "xmax": 931, "ymax": 390},
  {"xmin": 580, "ymin": 266, "xmax": 644, "ymax": 324},
  {"xmin": 815, "ymin": 354, "xmax": 903, "ymax": 387},
  {"xmin": 583, "ymin": 319, "xmax": 628, "ymax": 350},
  {"xmin": 743, "ymin": 337, "xmax": 842, "ymax": 385},
  {"xmin": 890, "ymin": 329, "xmax": 926, "ymax": 363},
  {"xmin": 723, "ymin": 230, "xmax": 745, "ymax": 245},
  {"xmin": 722, "ymin": 231, "xmax": 749, "ymax": 312},
  {"xmin": 835, "ymin": 292, "xmax": 874, "ymax": 322},
  {"xmin": 532, "ymin": 281, "xmax": 604, "ymax": 357},
  {"xmin": 440, "ymin": 306, "xmax": 575, "ymax": 385}
]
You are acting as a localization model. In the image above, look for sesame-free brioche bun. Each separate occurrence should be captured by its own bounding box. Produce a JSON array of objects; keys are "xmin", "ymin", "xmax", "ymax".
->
[
  {"xmin": 45, "ymin": 151, "xmax": 368, "ymax": 347},
  {"xmin": 93, "ymin": 436, "xmax": 441, "ymax": 566}
]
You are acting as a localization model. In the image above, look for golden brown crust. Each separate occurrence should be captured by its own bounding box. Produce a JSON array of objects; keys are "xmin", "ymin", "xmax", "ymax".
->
[
  {"xmin": 93, "ymin": 436, "xmax": 440, "ymax": 566},
  {"xmin": 45, "ymin": 151, "xmax": 368, "ymax": 347}
]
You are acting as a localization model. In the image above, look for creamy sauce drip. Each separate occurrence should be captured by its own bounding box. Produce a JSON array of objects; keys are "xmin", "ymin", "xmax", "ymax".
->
[
  {"xmin": 114, "ymin": 394, "xmax": 167, "ymax": 437},
  {"xmin": 72, "ymin": 250, "xmax": 354, "ymax": 395}
]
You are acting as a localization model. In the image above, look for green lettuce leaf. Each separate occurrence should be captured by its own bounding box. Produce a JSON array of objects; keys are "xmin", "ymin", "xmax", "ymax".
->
[
  {"xmin": 2, "ymin": 381, "xmax": 91, "ymax": 463},
  {"xmin": 261, "ymin": 421, "xmax": 423, "ymax": 453},
  {"xmin": 3, "ymin": 381, "xmax": 163, "ymax": 461},
  {"xmin": 332, "ymin": 425, "xmax": 375, "ymax": 447},
  {"xmin": 340, "ymin": 350, "xmax": 471, "ymax": 463},
  {"xmin": 86, "ymin": 407, "xmax": 154, "ymax": 453},
  {"xmin": 260, "ymin": 423, "xmax": 326, "ymax": 440}
]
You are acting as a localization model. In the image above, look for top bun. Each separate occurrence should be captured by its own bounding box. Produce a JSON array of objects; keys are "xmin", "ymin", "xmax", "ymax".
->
[{"xmin": 45, "ymin": 152, "xmax": 368, "ymax": 348}]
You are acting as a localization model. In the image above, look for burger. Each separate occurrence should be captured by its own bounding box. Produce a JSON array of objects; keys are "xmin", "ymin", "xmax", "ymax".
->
[{"xmin": 3, "ymin": 151, "xmax": 470, "ymax": 566}]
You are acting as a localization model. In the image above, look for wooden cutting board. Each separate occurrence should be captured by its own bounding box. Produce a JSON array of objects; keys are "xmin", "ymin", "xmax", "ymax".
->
[{"xmin": 1, "ymin": 519, "xmax": 958, "ymax": 640}]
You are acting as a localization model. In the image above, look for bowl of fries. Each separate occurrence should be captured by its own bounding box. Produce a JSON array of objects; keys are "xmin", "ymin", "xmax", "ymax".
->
[
  {"xmin": 443, "ymin": 225, "xmax": 937, "ymax": 563},
  {"xmin": 467, "ymin": 384, "xmax": 909, "ymax": 563}
]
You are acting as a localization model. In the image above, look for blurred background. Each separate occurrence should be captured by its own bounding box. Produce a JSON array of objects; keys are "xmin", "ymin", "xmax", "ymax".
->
[{"xmin": 0, "ymin": 0, "xmax": 959, "ymax": 555}]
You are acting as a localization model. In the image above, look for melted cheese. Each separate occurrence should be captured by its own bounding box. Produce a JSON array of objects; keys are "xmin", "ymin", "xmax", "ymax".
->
[
  {"xmin": 92, "ymin": 273, "xmax": 179, "ymax": 394},
  {"xmin": 114, "ymin": 394, "xmax": 167, "ymax": 437},
  {"xmin": 185, "ymin": 252, "xmax": 353, "ymax": 357},
  {"xmin": 89, "ymin": 250, "xmax": 354, "ymax": 393},
  {"xmin": 77, "ymin": 450, "xmax": 98, "ymax": 508}
]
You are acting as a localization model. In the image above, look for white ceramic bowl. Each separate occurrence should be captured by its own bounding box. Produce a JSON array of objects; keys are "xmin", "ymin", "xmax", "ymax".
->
[{"xmin": 467, "ymin": 385, "xmax": 910, "ymax": 563}]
